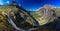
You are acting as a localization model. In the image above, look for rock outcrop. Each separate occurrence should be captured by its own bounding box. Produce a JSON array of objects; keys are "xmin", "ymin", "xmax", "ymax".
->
[
  {"xmin": 0, "ymin": 0, "xmax": 39, "ymax": 31},
  {"xmin": 33, "ymin": 4, "xmax": 57, "ymax": 25}
]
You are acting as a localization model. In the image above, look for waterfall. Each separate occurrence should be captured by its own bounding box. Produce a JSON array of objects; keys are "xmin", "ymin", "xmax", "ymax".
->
[
  {"xmin": 3, "ymin": 13, "xmax": 39, "ymax": 31},
  {"xmin": 4, "ymin": 13, "xmax": 25, "ymax": 31}
]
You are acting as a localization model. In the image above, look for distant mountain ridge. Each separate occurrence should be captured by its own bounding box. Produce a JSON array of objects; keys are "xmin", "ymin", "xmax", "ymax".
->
[
  {"xmin": 32, "ymin": 4, "xmax": 60, "ymax": 25},
  {"xmin": 0, "ymin": 1, "xmax": 60, "ymax": 31},
  {"xmin": 31, "ymin": 4, "xmax": 60, "ymax": 31}
]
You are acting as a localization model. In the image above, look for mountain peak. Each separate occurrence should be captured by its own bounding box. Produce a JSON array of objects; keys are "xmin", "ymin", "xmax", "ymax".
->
[
  {"xmin": 36, "ymin": 4, "xmax": 57, "ymax": 25},
  {"xmin": 37, "ymin": 4, "xmax": 56, "ymax": 11},
  {"xmin": 43, "ymin": 4, "xmax": 55, "ymax": 9}
]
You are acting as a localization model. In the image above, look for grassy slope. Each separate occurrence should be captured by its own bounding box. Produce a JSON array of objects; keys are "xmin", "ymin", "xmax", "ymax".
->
[
  {"xmin": 31, "ymin": 8, "xmax": 60, "ymax": 31},
  {"xmin": 0, "ymin": 5, "xmax": 36, "ymax": 30}
]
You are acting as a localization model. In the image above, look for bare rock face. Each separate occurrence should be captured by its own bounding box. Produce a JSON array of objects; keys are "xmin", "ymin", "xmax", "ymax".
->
[
  {"xmin": 39, "ymin": 7, "xmax": 56, "ymax": 19},
  {"xmin": 36, "ymin": 5, "xmax": 57, "ymax": 25}
]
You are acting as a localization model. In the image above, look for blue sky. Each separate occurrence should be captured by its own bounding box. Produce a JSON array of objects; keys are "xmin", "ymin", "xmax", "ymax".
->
[{"xmin": 0, "ymin": 0, "xmax": 60, "ymax": 11}]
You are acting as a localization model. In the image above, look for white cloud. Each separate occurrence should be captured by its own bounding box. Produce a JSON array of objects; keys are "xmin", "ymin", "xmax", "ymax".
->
[
  {"xmin": 0, "ymin": 0, "xmax": 3, "ymax": 5},
  {"xmin": 6, "ymin": 1, "xmax": 9, "ymax": 4},
  {"xmin": 0, "ymin": 2, "xmax": 3, "ymax": 5}
]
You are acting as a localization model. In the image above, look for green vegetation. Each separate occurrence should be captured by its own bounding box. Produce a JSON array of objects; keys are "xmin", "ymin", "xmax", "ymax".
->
[
  {"xmin": 53, "ymin": 8, "xmax": 60, "ymax": 14},
  {"xmin": 0, "ymin": 5, "xmax": 36, "ymax": 31},
  {"xmin": 0, "ymin": 3, "xmax": 60, "ymax": 31}
]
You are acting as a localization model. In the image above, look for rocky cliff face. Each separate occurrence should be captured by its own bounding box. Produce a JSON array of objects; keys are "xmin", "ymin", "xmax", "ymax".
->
[
  {"xmin": 0, "ymin": 1, "xmax": 60, "ymax": 31},
  {"xmin": 31, "ymin": 5, "xmax": 60, "ymax": 31},
  {"xmin": 0, "ymin": 0, "xmax": 39, "ymax": 31},
  {"xmin": 33, "ymin": 5, "xmax": 58, "ymax": 25}
]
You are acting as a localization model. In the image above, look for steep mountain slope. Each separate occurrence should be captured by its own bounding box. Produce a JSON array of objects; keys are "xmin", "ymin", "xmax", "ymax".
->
[
  {"xmin": 0, "ymin": 0, "xmax": 39, "ymax": 31},
  {"xmin": 31, "ymin": 5, "xmax": 60, "ymax": 31},
  {"xmin": 0, "ymin": 1, "xmax": 60, "ymax": 31},
  {"xmin": 33, "ymin": 5, "xmax": 59, "ymax": 25}
]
